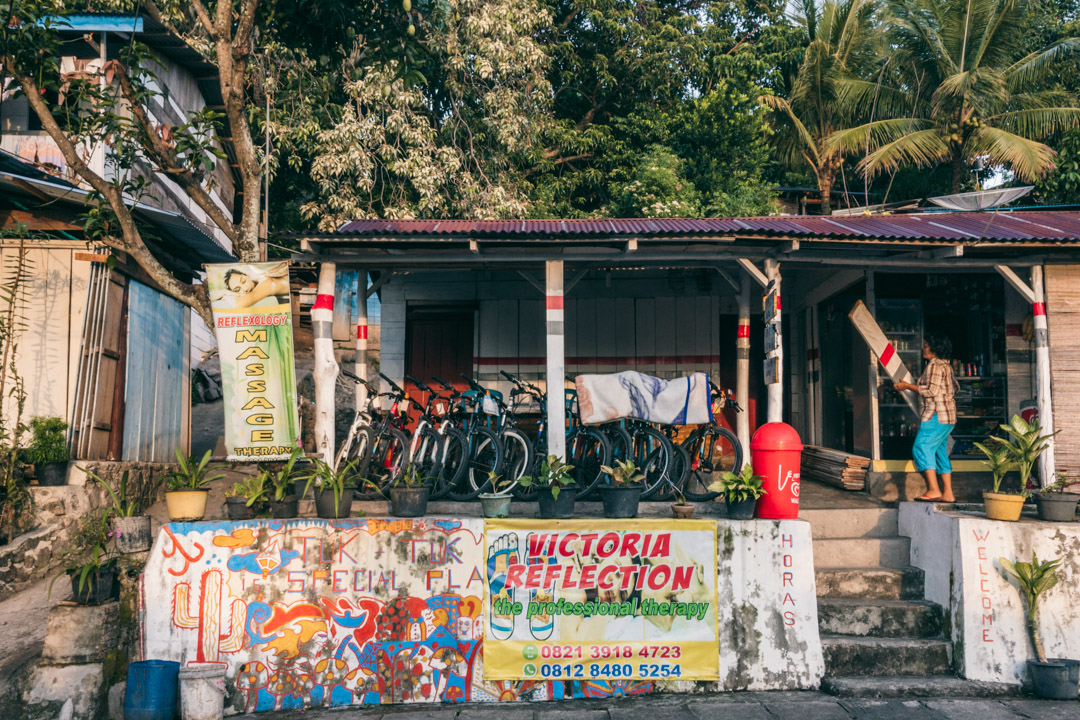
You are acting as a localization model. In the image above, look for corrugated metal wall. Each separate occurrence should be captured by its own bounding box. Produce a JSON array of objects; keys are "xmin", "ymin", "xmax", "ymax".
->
[{"xmin": 122, "ymin": 280, "xmax": 190, "ymax": 461}]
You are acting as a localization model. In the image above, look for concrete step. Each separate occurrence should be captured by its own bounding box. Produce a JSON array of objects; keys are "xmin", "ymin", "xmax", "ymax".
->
[
  {"xmin": 801, "ymin": 508, "xmax": 898, "ymax": 539},
  {"xmin": 812, "ymin": 537, "xmax": 911, "ymax": 569},
  {"xmin": 815, "ymin": 566, "xmax": 925, "ymax": 600},
  {"xmin": 818, "ymin": 598, "xmax": 944, "ymax": 638},
  {"xmin": 821, "ymin": 675, "xmax": 1022, "ymax": 698},
  {"xmin": 821, "ymin": 635, "xmax": 951, "ymax": 677}
]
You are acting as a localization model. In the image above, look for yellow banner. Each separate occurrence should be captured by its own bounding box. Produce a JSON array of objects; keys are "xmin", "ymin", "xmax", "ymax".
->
[{"xmin": 483, "ymin": 518, "xmax": 718, "ymax": 681}]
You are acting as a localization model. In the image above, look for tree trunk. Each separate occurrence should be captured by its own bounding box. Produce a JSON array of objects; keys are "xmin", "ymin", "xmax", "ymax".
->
[
  {"xmin": 817, "ymin": 170, "xmax": 834, "ymax": 215},
  {"xmin": 950, "ymin": 152, "xmax": 965, "ymax": 194},
  {"xmin": 313, "ymin": 263, "xmax": 339, "ymax": 465}
]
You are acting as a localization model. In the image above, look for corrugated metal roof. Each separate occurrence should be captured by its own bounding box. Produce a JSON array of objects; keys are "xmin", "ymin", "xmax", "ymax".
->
[{"xmin": 330, "ymin": 211, "xmax": 1080, "ymax": 243}]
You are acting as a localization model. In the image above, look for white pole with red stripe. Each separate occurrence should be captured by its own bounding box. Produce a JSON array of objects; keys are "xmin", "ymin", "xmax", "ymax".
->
[
  {"xmin": 355, "ymin": 270, "xmax": 369, "ymax": 411},
  {"xmin": 313, "ymin": 262, "xmax": 340, "ymax": 465},
  {"xmin": 765, "ymin": 259, "xmax": 783, "ymax": 423},
  {"xmin": 1031, "ymin": 265, "xmax": 1056, "ymax": 485},
  {"xmin": 546, "ymin": 260, "xmax": 566, "ymax": 461},
  {"xmin": 736, "ymin": 272, "xmax": 751, "ymax": 467}
]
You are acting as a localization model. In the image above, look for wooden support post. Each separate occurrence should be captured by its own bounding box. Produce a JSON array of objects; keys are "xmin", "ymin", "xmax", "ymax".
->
[
  {"xmin": 355, "ymin": 269, "xmax": 369, "ymax": 411},
  {"xmin": 313, "ymin": 262, "xmax": 339, "ymax": 465},
  {"xmin": 1031, "ymin": 265, "xmax": 1056, "ymax": 485},
  {"xmin": 546, "ymin": 261, "xmax": 566, "ymax": 461},
  {"xmin": 765, "ymin": 259, "xmax": 783, "ymax": 423},
  {"xmin": 736, "ymin": 273, "xmax": 751, "ymax": 467}
]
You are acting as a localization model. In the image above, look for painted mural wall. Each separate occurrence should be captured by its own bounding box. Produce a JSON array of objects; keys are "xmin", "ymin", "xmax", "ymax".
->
[{"xmin": 142, "ymin": 517, "xmax": 823, "ymax": 714}]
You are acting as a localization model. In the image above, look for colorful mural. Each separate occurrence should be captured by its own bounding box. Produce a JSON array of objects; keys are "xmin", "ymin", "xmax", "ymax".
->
[{"xmin": 143, "ymin": 518, "xmax": 654, "ymax": 712}]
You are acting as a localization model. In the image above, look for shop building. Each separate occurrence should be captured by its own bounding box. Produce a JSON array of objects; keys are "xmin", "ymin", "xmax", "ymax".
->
[{"xmin": 296, "ymin": 210, "xmax": 1080, "ymax": 498}]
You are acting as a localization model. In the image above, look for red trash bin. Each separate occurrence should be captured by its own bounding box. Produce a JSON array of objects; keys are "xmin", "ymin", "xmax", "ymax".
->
[{"xmin": 751, "ymin": 422, "xmax": 803, "ymax": 519}]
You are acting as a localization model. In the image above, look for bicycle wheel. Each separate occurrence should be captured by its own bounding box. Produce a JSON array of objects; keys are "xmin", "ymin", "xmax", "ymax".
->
[
  {"xmin": 635, "ymin": 426, "xmax": 673, "ymax": 500},
  {"xmin": 513, "ymin": 434, "xmax": 546, "ymax": 501},
  {"xmin": 682, "ymin": 427, "xmax": 742, "ymax": 502},
  {"xmin": 604, "ymin": 424, "xmax": 634, "ymax": 464},
  {"xmin": 654, "ymin": 441, "xmax": 689, "ymax": 502},
  {"xmin": 448, "ymin": 427, "xmax": 502, "ymax": 501},
  {"xmin": 569, "ymin": 427, "xmax": 611, "ymax": 500},
  {"xmin": 410, "ymin": 425, "xmax": 444, "ymax": 488},
  {"xmin": 367, "ymin": 428, "xmax": 409, "ymax": 491},
  {"xmin": 497, "ymin": 428, "xmax": 533, "ymax": 496}
]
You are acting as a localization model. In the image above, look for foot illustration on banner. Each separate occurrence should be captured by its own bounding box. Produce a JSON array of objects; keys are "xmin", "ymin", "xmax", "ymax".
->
[
  {"xmin": 526, "ymin": 532, "xmax": 556, "ymax": 640},
  {"xmin": 487, "ymin": 534, "xmax": 518, "ymax": 640}
]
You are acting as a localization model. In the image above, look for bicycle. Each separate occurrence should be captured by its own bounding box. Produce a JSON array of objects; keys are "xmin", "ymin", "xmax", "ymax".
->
[
  {"xmin": 678, "ymin": 382, "xmax": 744, "ymax": 502},
  {"xmin": 334, "ymin": 370, "xmax": 409, "ymax": 493},
  {"xmin": 430, "ymin": 374, "xmax": 504, "ymax": 501},
  {"xmin": 405, "ymin": 374, "xmax": 470, "ymax": 500},
  {"xmin": 461, "ymin": 373, "xmax": 533, "ymax": 497}
]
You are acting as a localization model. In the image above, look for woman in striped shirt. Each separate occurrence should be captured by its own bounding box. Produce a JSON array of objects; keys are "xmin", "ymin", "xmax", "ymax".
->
[{"xmin": 892, "ymin": 335, "xmax": 959, "ymax": 503}]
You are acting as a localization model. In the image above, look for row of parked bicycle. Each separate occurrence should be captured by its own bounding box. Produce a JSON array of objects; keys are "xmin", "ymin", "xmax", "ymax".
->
[{"xmin": 333, "ymin": 368, "xmax": 744, "ymax": 503}]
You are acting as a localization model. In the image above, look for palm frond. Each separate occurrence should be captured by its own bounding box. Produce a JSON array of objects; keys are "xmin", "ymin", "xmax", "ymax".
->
[
  {"xmin": 857, "ymin": 127, "xmax": 951, "ymax": 177},
  {"xmin": 835, "ymin": 77, "xmax": 914, "ymax": 118},
  {"xmin": 989, "ymin": 108, "xmax": 1080, "ymax": 140},
  {"xmin": 827, "ymin": 117, "xmax": 933, "ymax": 155},
  {"xmin": 967, "ymin": 126, "xmax": 1056, "ymax": 181},
  {"xmin": 1006, "ymin": 38, "xmax": 1080, "ymax": 90},
  {"xmin": 760, "ymin": 94, "xmax": 822, "ymax": 167}
]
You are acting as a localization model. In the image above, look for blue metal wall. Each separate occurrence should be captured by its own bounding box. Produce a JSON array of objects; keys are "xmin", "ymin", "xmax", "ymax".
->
[{"xmin": 123, "ymin": 280, "xmax": 190, "ymax": 461}]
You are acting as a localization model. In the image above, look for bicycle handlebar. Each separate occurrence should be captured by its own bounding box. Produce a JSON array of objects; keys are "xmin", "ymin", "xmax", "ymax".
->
[
  {"xmin": 431, "ymin": 374, "xmax": 455, "ymax": 391},
  {"xmin": 379, "ymin": 372, "xmax": 406, "ymax": 396},
  {"xmin": 405, "ymin": 374, "xmax": 434, "ymax": 394},
  {"xmin": 460, "ymin": 373, "xmax": 485, "ymax": 393},
  {"xmin": 339, "ymin": 369, "xmax": 374, "ymax": 391}
]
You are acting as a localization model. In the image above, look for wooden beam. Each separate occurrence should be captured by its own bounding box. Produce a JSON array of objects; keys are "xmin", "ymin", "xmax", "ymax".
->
[
  {"xmin": 995, "ymin": 265, "xmax": 1036, "ymax": 304},
  {"xmin": 469, "ymin": 239, "xmax": 479, "ymax": 253},
  {"xmin": 737, "ymin": 258, "xmax": 768, "ymax": 287},
  {"xmin": 517, "ymin": 271, "xmax": 545, "ymax": 294},
  {"xmin": 625, "ymin": 239, "xmax": 638, "ymax": 253},
  {"xmin": 712, "ymin": 265, "xmax": 740, "ymax": 292},
  {"xmin": 914, "ymin": 245, "xmax": 964, "ymax": 259},
  {"xmin": 564, "ymin": 269, "xmax": 588, "ymax": 294},
  {"xmin": 366, "ymin": 271, "xmax": 396, "ymax": 298}
]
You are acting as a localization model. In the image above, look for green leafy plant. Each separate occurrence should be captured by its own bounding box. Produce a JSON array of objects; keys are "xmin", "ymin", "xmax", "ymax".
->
[
  {"xmin": 226, "ymin": 473, "xmax": 270, "ymax": 508},
  {"xmin": 989, "ymin": 415, "xmax": 1059, "ymax": 494},
  {"xmin": 999, "ymin": 552, "xmax": 1061, "ymax": 663},
  {"xmin": 485, "ymin": 470, "xmax": 514, "ymax": 496},
  {"xmin": 519, "ymin": 455, "xmax": 575, "ymax": 500},
  {"xmin": 393, "ymin": 463, "xmax": 428, "ymax": 488},
  {"xmin": 302, "ymin": 458, "xmax": 372, "ymax": 514},
  {"xmin": 22, "ymin": 416, "xmax": 69, "ymax": 466},
  {"xmin": 0, "ymin": 246, "xmax": 32, "ymax": 542},
  {"xmin": 165, "ymin": 449, "xmax": 226, "ymax": 491},
  {"xmin": 83, "ymin": 468, "xmax": 138, "ymax": 517},
  {"xmin": 1039, "ymin": 472, "xmax": 1073, "ymax": 495},
  {"xmin": 973, "ymin": 440, "xmax": 1017, "ymax": 494},
  {"xmin": 600, "ymin": 459, "xmax": 645, "ymax": 487},
  {"xmin": 672, "ymin": 486, "xmax": 689, "ymax": 506},
  {"xmin": 262, "ymin": 448, "xmax": 305, "ymax": 502},
  {"xmin": 48, "ymin": 510, "xmax": 115, "ymax": 602},
  {"xmin": 708, "ymin": 464, "xmax": 766, "ymax": 503}
]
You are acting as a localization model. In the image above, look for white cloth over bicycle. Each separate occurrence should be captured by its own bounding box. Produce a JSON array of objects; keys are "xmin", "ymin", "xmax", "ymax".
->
[{"xmin": 574, "ymin": 371, "xmax": 713, "ymax": 426}]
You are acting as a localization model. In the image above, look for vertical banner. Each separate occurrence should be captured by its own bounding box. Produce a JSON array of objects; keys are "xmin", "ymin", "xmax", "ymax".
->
[
  {"xmin": 207, "ymin": 261, "xmax": 299, "ymax": 460},
  {"xmin": 483, "ymin": 519, "xmax": 719, "ymax": 681}
]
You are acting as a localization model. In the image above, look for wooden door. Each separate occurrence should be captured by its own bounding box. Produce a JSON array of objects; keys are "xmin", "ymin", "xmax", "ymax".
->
[{"xmin": 405, "ymin": 308, "xmax": 474, "ymax": 420}]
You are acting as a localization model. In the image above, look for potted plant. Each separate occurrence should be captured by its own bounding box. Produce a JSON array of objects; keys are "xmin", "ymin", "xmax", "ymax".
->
[
  {"xmin": 164, "ymin": 450, "xmax": 226, "ymax": 522},
  {"xmin": 708, "ymin": 464, "xmax": 766, "ymax": 520},
  {"xmin": 265, "ymin": 449, "xmax": 304, "ymax": 519},
  {"xmin": 519, "ymin": 455, "xmax": 576, "ymax": 519},
  {"xmin": 1033, "ymin": 473, "xmax": 1079, "ymax": 523},
  {"xmin": 224, "ymin": 473, "xmax": 267, "ymax": 520},
  {"xmin": 302, "ymin": 459, "xmax": 358, "ymax": 519},
  {"xmin": 23, "ymin": 417, "xmax": 69, "ymax": 486},
  {"xmin": 980, "ymin": 416, "xmax": 1056, "ymax": 522},
  {"xmin": 671, "ymin": 487, "xmax": 695, "ymax": 519},
  {"xmin": 84, "ymin": 467, "xmax": 151, "ymax": 553},
  {"xmin": 478, "ymin": 471, "xmax": 513, "ymax": 518},
  {"xmin": 49, "ymin": 511, "xmax": 117, "ymax": 605},
  {"xmin": 388, "ymin": 464, "xmax": 429, "ymax": 517},
  {"xmin": 999, "ymin": 552, "xmax": 1079, "ymax": 699},
  {"xmin": 598, "ymin": 459, "xmax": 645, "ymax": 518}
]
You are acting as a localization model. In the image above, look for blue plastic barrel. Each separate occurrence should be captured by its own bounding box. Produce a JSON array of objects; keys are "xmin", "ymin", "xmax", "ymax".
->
[{"xmin": 124, "ymin": 660, "xmax": 179, "ymax": 720}]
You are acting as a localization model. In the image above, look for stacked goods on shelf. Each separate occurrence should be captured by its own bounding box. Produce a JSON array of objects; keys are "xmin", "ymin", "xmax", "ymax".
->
[{"xmin": 801, "ymin": 445, "xmax": 871, "ymax": 491}]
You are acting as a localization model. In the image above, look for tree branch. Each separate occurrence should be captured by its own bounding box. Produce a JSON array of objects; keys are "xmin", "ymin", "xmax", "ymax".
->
[
  {"xmin": 234, "ymin": 0, "xmax": 261, "ymax": 58},
  {"xmin": 188, "ymin": 0, "xmax": 215, "ymax": 35}
]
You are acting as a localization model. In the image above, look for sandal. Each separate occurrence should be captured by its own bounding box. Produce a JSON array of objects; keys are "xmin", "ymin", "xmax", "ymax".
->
[{"xmin": 914, "ymin": 494, "xmax": 943, "ymax": 502}]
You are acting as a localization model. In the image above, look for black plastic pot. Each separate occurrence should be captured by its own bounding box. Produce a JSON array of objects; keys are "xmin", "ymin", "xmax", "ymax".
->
[
  {"xmin": 112, "ymin": 515, "xmax": 152, "ymax": 554},
  {"xmin": 389, "ymin": 487, "xmax": 429, "ymax": 517},
  {"xmin": 269, "ymin": 496, "xmax": 298, "ymax": 518},
  {"xmin": 70, "ymin": 567, "xmax": 117, "ymax": 605},
  {"xmin": 225, "ymin": 497, "xmax": 256, "ymax": 520},
  {"xmin": 726, "ymin": 497, "xmax": 757, "ymax": 520},
  {"xmin": 314, "ymin": 487, "xmax": 354, "ymax": 519},
  {"xmin": 292, "ymin": 480, "xmax": 308, "ymax": 500},
  {"xmin": 1034, "ymin": 493, "xmax": 1079, "ymax": 522},
  {"xmin": 36, "ymin": 461, "xmax": 67, "ymax": 486},
  {"xmin": 537, "ymin": 486, "xmax": 577, "ymax": 519},
  {"xmin": 599, "ymin": 485, "xmax": 643, "ymax": 518},
  {"xmin": 1029, "ymin": 658, "xmax": 1080, "ymax": 699}
]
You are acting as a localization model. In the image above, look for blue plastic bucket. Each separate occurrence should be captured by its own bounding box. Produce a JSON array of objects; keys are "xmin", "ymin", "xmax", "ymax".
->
[{"xmin": 124, "ymin": 660, "xmax": 180, "ymax": 720}]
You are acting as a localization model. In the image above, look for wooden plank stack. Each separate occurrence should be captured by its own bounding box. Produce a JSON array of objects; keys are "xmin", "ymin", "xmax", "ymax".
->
[{"xmin": 801, "ymin": 445, "xmax": 871, "ymax": 491}]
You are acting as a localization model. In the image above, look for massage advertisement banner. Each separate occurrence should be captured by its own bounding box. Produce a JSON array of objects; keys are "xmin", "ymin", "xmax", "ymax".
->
[
  {"xmin": 207, "ymin": 262, "xmax": 299, "ymax": 461},
  {"xmin": 484, "ymin": 519, "xmax": 718, "ymax": 681}
]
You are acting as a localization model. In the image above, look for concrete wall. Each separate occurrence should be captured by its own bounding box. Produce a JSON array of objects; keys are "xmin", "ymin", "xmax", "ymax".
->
[
  {"xmin": 141, "ymin": 517, "xmax": 823, "ymax": 713},
  {"xmin": 900, "ymin": 503, "xmax": 1080, "ymax": 685}
]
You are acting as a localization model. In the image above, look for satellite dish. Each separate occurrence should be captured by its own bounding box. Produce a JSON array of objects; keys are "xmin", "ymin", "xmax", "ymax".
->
[{"xmin": 928, "ymin": 186, "xmax": 1033, "ymax": 211}]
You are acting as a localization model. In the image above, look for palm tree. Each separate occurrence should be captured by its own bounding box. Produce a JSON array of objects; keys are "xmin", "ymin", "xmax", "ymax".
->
[
  {"xmin": 761, "ymin": 0, "xmax": 880, "ymax": 214},
  {"xmin": 832, "ymin": 0, "xmax": 1080, "ymax": 193}
]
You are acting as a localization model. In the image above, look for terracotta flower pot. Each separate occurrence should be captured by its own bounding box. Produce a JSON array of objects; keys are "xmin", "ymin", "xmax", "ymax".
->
[
  {"xmin": 671, "ymin": 503, "xmax": 695, "ymax": 519},
  {"xmin": 983, "ymin": 491, "xmax": 1026, "ymax": 522}
]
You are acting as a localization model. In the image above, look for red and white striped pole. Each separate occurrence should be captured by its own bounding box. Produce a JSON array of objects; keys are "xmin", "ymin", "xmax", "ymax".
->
[
  {"xmin": 1031, "ymin": 265, "xmax": 1056, "ymax": 485},
  {"xmin": 546, "ymin": 260, "xmax": 566, "ymax": 461},
  {"xmin": 736, "ymin": 272, "xmax": 751, "ymax": 467},
  {"xmin": 313, "ymin": 262, "xmax": 339, "ymax": 465},
  {"xmin": 765, "ymin": 259, "xmax": 783, "ymax": 423},
  {"xmin": 355, "ymin": 270, "xmax": 369, "ymax": 411}
]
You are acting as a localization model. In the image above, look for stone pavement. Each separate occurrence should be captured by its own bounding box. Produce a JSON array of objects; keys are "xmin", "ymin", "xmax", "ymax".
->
[{"xmin": 238, "ymin": 691, "xmax": 1080, "ymax": 720}]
